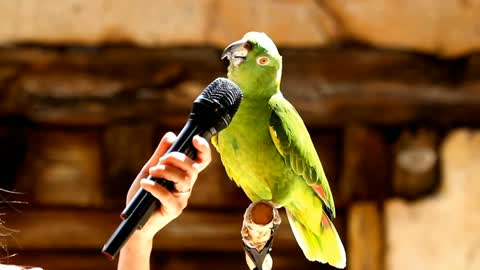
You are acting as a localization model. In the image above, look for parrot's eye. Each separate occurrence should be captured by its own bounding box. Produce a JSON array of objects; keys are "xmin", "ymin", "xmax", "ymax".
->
[{"xmin": 256, "ymin": 56, "xmax": 269, "ymax": 66}]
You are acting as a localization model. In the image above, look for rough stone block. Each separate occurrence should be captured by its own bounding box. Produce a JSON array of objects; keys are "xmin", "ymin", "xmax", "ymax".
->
[
  {"xmin": 208, "ymin": 0, "xmax": 334, "ymax": 47},
  {"xmin": 386, "ymin": 129, "xmax": 480, "ymax": 270},
  {"xmin": 0, "ymin": 0, "xmax": 210, "ymax": 46}
]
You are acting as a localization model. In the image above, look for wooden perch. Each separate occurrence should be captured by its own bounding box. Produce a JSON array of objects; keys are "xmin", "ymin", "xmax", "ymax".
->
[{"xmin": 242, "ymin": 201, "xmax": 281, "ymax": 270}]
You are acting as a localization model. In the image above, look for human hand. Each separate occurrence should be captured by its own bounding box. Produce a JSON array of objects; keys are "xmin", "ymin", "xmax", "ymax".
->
[{"xmin": 125, "ymin": 132, "xmax": 212, "ymax": 240}]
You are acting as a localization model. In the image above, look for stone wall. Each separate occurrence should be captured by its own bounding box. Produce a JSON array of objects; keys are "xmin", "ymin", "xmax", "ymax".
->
[
  {"xmin": 1, "ymin": 0, "xmax": 480, "ymax": 57},
  {"xmin": 386, "ymin": 130, "xmax": 480, "ymax": 270},
  {"xmin": 1, "ymin": 2, "xmax": 480, "ymax": 270}
]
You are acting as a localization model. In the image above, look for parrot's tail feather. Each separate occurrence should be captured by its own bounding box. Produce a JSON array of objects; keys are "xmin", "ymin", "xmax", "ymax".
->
[
  {"xmin": 285, "ymin": 209, "xmax": 325, "ymax": 263},
  {"xmin": 286, "ymin": 208, "xmax": 346, "ymax": 269}
]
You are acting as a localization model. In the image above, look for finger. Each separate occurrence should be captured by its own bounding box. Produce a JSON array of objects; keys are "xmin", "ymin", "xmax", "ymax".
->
[
  {"xmin": 192, "ymin": 135, "xmax": 212, "ymax": 171},
  {"xmin": 140, "ymin": 178, "xmax": 187, "ymax": 215},
  {"xmin": 149, "ymin": 164, "xmax": 193, "ymax": 193},
  {"xmin": 139, "ymin": 132, "xmax": 177, "ymax": 177},
  {"xmin": 159, "ymin": 152, "xmax": 198, "ymax": 180}
]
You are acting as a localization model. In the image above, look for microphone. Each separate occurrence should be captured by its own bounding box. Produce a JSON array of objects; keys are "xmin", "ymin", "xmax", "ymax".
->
[{"xmin": 102, "ymin": 78, "xmax": 243, "ymax": 260}]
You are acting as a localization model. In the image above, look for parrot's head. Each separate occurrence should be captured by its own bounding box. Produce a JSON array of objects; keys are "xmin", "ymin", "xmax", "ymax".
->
[{"xmin": 222, "ymin": 32, "xmax": 282, "ymax": 94}]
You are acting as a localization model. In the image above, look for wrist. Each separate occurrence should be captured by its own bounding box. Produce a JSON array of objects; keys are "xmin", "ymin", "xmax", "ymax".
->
[
  {"xmin": 120, "ymin": 230, "xmax": 153, "ymax": 259},
  {"xmin": 118, "ymin": 228, "xmax": 154, "ymax": 270},
  {"xmin": 135, "ymin": 215, "xmax": 172, "ymax": 240},
  {"xmin": 128, "ymin": 229, "xmax": 155, "ymax": 246}
]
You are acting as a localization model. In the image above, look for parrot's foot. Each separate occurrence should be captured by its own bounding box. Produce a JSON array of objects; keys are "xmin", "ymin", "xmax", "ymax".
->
[{"xmin": 241, "ymin": 200, "xmax": 281, "ymax": 270}]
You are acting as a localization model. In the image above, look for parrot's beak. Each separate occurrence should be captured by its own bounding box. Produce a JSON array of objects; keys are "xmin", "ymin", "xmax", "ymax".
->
[{"xmin": 222, "ymin": 39, "xmax": 250, "ymax": 67}]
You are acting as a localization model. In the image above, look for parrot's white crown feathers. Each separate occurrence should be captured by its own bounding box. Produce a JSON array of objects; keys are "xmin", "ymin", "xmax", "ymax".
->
[{"xmin": 242, "ymin": 32, "xmax": 280, "ymax": 56}]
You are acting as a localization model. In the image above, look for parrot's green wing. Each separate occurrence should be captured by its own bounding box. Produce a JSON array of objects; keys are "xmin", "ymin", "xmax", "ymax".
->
[{"xmin": 268, "ymin": 93, "xmax": 336, "ymax": 217}]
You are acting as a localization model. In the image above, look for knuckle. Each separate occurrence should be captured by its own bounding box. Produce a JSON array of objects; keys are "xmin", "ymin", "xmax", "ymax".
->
[
  {"xmin": 172, "ymin": 152, "xmax": 187, "ymax": 160},
  {"xmin": 149, "ymin": 165, "xmax": 165, "ymax": 176},
  {"xmin": 162, "ymin": 152, "xmax": 186, "ymax": 164},
  {"xmin": 183, "ymin": 174, "xmax": 192, "ymax": 184}
]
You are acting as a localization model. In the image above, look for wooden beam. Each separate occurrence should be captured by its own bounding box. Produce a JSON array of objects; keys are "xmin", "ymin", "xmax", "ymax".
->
[
  {"xmin": 348, "ymin": 202, "xmax": 384, "ymax": 270},
  {"xmin": 4, "ymin": 208, "xmax": 300, "ymax": 253},
  {"xmin": 0, "ymin": 47, "xmax": 479, "ymax": 127},
  {"xmin": 287, "ymin": 81, "xmax": 480, "ymax": 127},
  {"xmin": 339, "ymin": 125, "xmax": 391, "ymax": 204},
  {"xmin": 17, "ymin": 80, "xmax": 480, "ymax": 128}
]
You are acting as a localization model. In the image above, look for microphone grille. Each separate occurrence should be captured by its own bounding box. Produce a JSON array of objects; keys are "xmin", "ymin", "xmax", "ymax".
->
[{"xmin": 202, "ymin": 78, "xmax": 243, "ymax": 117}]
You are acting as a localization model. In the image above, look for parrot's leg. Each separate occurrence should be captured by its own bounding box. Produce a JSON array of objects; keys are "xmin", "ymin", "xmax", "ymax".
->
[{"xmin": 241, "ymin": 201, "xmax": 281, "ymax": 270}]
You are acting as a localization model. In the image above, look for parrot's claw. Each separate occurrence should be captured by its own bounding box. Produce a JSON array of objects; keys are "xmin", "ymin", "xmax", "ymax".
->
[{"xmin": 243, "ymin": 224, "xmax": 278, "ymax": 270}]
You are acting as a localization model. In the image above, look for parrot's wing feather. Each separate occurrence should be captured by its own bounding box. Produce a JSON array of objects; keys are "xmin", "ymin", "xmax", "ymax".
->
[{"xmin": 268, "ymin": 93, "xmax": 336, "ymax": 217}]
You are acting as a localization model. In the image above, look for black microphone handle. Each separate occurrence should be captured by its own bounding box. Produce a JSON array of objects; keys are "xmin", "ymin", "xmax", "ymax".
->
[{"xmin": 102, "ymin": 120, "xmax": 214, "ymax": 260}]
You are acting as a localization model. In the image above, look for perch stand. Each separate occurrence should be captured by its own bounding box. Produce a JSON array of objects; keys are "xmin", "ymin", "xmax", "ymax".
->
[{"xmin": 241, "ymin": 200, "xmax": 281, "ymax": 270}]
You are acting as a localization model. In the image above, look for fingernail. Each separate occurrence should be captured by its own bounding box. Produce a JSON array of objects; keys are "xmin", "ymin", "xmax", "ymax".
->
[
  {"xmin": 197, "ymin": 136, "xmax": 207, "ymax": 145},
  {"xmin": 140, "ymin": 178, "xmax": 156, "ymax": 187},
  {"xmin": 166, "ymin": 132, "xmax": 177, "ymax": 142},
  {"xmin": 149, "ymin": 164, "xmax": 165, "ymax": 173}
]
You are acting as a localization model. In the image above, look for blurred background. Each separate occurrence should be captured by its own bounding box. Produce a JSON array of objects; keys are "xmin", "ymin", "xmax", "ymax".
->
[{"xmin": 1, "ymin": 0, "xmax": 479, "ymax": 269}]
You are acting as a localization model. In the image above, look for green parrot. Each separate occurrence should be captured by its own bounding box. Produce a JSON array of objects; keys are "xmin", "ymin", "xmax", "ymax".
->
[{"xmin": 212, "ymin": 32, "xmax": 346, "ymax": 268}]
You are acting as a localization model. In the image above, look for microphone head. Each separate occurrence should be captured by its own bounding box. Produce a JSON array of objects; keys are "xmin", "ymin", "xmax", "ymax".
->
[
  {"xmin": 200, "ymin": 78, "xmax": 243, "ymax": 118},
  {"xmin": 192, "ymin": 78, "xmax": 243, "ymax": 132}
]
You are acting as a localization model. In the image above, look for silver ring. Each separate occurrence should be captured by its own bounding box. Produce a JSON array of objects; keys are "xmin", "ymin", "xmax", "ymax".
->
[{"xmin": 173, "ymin": 188, "xmax": 191, "ymax": 196}]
